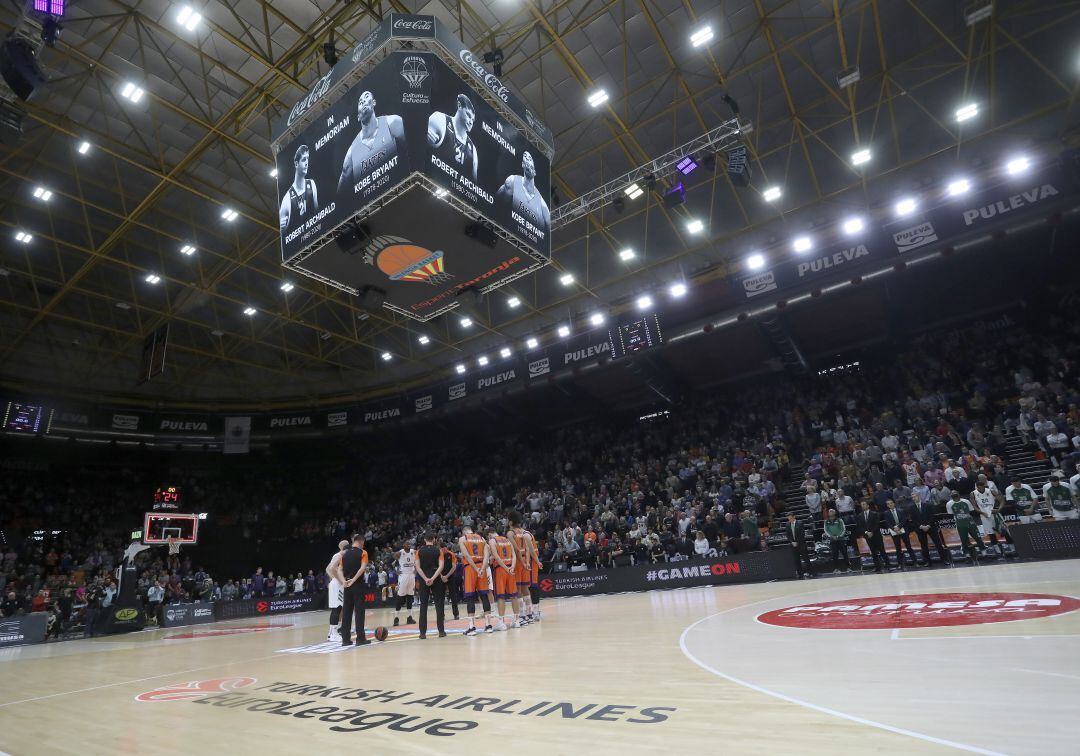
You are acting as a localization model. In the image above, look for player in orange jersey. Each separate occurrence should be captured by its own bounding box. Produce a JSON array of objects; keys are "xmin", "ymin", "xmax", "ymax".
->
[
  {"xmin": 486, "ymin": 526, "xmax": 519, "ymax": 630},
  {"xmin": 457, "ymin": 525, "xmax": 497, "ymax": 635},
  {"xmin": 507, "ymin": 511, "xmax": 535, "ymax": 625}
]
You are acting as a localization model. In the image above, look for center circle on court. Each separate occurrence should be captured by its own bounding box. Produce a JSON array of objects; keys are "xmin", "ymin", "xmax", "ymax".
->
[{"xmin": 755, "ymin": 592, "xmax": 1080, "ymax": 629}]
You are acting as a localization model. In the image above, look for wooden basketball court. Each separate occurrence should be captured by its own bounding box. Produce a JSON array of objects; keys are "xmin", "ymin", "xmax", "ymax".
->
[{"xmin": 1, "ymin": 559, "xmax": 1077, "ymax": 755}]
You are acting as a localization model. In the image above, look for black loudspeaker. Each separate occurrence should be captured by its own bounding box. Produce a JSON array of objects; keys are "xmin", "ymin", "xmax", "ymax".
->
[
  {"xmin": 334, "ymin": 223, "xmax": 372, "ymax": 255},
  {"xmin": 464, "ymin": 222, "xmax": 497, "ymax": 248},
  {"xmin": 726, "ymin": 145, "xmax": 753, "ymax": 188},
  {"xmin": 0, "ymin": 38, "xmax": 47, "ymax": 101}
]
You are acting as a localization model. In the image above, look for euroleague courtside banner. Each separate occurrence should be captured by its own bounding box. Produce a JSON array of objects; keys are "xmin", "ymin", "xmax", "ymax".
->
[
  {"xmin": 537, "ymin": 548, "xmax": 796, "ymax": 598},
  {"xmin": 215, "ymin": 594, "xmax": 320, "ymax": 621},
  {"xmin": 0, "ymin": 612, "xmax": 47, "ymax": 647},
  {"xmin": 277, "ymin": 50, "xmax": 551, "ymax": 266}
]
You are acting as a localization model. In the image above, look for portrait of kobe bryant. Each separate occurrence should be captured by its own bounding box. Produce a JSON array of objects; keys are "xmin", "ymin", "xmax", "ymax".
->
[
  {"xmin": 279, "ymin": 145, "xmax": 319, "ymax": 231},
  {"xmin": 337, "ymin": 90, "xmax": 408, "ymax": 195},
  {"xmin": 427, "ymin": 93, "xmax": 478, "ymax": 183},
  {"xmin": 496, "ymin": 150, "xmax": 550, "ymax": 237}
]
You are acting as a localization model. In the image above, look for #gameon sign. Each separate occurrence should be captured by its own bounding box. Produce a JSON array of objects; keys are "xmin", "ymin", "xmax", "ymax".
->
[{"xmin": 757, "ymin": 592, "xmax": 1080, "ymax": 630}]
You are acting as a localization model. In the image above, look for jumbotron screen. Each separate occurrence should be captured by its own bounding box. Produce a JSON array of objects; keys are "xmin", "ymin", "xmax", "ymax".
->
[{"xmin": 609, "ymin": 314, "xmax": 664, "ymax": 360}]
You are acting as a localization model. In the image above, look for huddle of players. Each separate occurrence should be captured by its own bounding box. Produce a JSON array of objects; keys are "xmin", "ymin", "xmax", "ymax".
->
[{"xmin": 324, "ymin": 510, "xmax": 542, "ymax": 641}]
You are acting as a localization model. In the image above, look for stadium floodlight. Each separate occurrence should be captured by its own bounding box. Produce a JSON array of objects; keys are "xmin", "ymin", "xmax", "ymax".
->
[
  {"xmin": 669, "ymin": 282, "xmax": 687, "ymax": 298},
  {"xmin": 559, "ymin": 273, "xmax": 574, "ymax": 286},
  {"xmin": 1005, "ymin": 155, "xmax": 1030, "ymax": 175},
  {"xmin": 144, "ymin": 273, "xmax": 161, "ymax": 284},
  {"xmin": 176, "ymin": 5, "xmax": 201, "ymax": 32},
  {"xmin": 686, "ymin": 219, "xmax": 704, "ymax": 234},
  {"xmin": 243, "ymin": 306, "xmax": 256, "ymax": 316},
  {"xmin": 557, "ymin": 325, "xmax": 571, "ymax": 338},
  {"xmin": 507, "ymin": 296, "xmax": 520, "ymax": 308},
  {"xmin": 221, "ymin": 207, "xmax": 239, "ymax": 221},
  {"xmin": 746, "ymin": 253, "xmax": 765, "ymax": 271},
  {"xmin": 762, "ymin": 186, "xmax": 782, "ymax": 202},
  {"xmin": 32, "ymin": 186, "xmax": 52, "ymax": 201},
  {"xmin": 15, "ymin": 231, "xmax": 32, "ymax": 244},
  {"xmin": 842, "ymin": 216, "xmax": 865, "ymax": 235},
  {"xmin": 459, "ymin": 317, "xmax": 473, "ymax": 328},
  {"xmin": 500, "ymin": 347, "xmax": 512, "ymax": 358},
  {"xmin": 418, "ymin": 335, "xmax": 430, "ymax": 345},
  {"xmin": 279, "ymin": 281, "xmax": 294, "ymax": 292},
  {"xmin": 851, "ymin": 148, "xmax": 871, "ymax": 166},
  {"xmin": 965, "ymin": 2, "xmax": 992, "ymax": 26},
  {"xmin": 455, "ymin": 363, "xmax": 466, "ymax": 374},
  {"xmin": 120, "ymin": 82, "xmax": 145, "ymax": 103},
  {"xmin": 525, "ymin": 337, "xmax": 539, "ymax": 349},
  {"xmin": 636, "ymin": 295, "xmax": 653, "ymax": 311},
  {"xmin": 589, "ymin": 312, "xmax": 605, "ymax": 326},
  {"xmin": 792, "ymin": 236, "xmax": 813, "ymax": 253},
  {"xmin": 624, "ymin": 183, "xmax": 644, "ymax": 200},
  {"xmin": 477, "ymin": 355, "xmax": 489, "ymax": 367},
  {"xmin": 955, "ymin": 103, "xmax": 978, "ymax": 122},
  {"xmin": 381, "ymin": 352, "xmax": 392, "ymax": 362},
  {"xmin": 180, "ymin": 244, "xmax": 196, "ymax": 256},
  {"xmin": 435, "ymin": 187, "xmax": 449, "ymax": 198},
  {"xmin": 619, "ymin": 248, "xmax": 635, "ymax": 261},
  {"xmin": 947, "ymin": 178, "xmax": 971, "ymax": 197},
  {"xmin": 895, "ymin": 197, "xmax": 918, "ymax": 216},
  {"xmin": 690, "ymin": 26, "xmax": 714, "ymax": 47},
  {"xmin": 587, "ymin": 89, "xmax": 609, "ymax": 108},
  {"xmin": 77, "ymin": 141, "xmax": 91, "ymax": 155},
  {"xmin": 269, "ymin": 168, "xmax": 278, "ymax": 178}
]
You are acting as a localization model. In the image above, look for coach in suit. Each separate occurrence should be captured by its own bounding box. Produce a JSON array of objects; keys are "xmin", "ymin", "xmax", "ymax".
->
[
  {"xmin": 338, "ymin": 534, "xmax": 370, "ymax": 646},
  {"xmin": 858, "ymin": 501, "xmax": 888, "ymax": 573},
  {"xmin": 785, "ymin": 513, "xmax": 815, "ymax": 578},
  {"xmin": 883, "ymin": 500, "xmax": 917, "ymax": 569},
  {"xmin": 910, "ymin": 493, "xmax": 951, "ymax": 566}
]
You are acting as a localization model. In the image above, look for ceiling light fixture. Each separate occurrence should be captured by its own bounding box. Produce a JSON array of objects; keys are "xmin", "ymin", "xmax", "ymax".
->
[
  {"xmin": 587, "ymin": 89, "xmax": 609, "ymax": 108},
  {"xmin": 746, "ymin": 253, "xmax": 765, "ymax": 271},
  {"xmin": 279, "ymin": 282, "xmax": 294, "ymax": 292},
  {"xmin": 120, "ymin": 82, "xmax": 145, "ymax": 103},
  {"xmin": 77, "ymin": 141, "xmax": 91, "ymax": 155},
  {"xmin": 851, "ymin": 148, "xmax": 871, "ymax": 166},
  {"xmin": 559, "ymin": 273, "xmax": 574, "ymax": 286},
  {"xmin": 381, "ymin": 352, "xmax": 392, "ymax": 362},
  {"xmin": 525, "ymin": 337, "xmax": 539, "ymax": 349},
  {"xmin": 176, "ymin": 5, "xmax": 201, "ymax": 32},
  {"xmin": 762, "ymin": 186, "xmax": 782, "ymax": 202},
  {"xmin": 477, "ymin": 355, "xmax": 489, "ymax": 367},
  {"xmin": 669, "ymin": 282, "xmax": 687, "ymax": 298},
  {"xmin": 221, "ymin": 207, "xmax": 239, "ymax": 222},
  {"xmin": 500, "ymin": 347, "xmax": 512, "ymax": 358},
  {"xmin": 269, "ymin": 168, "xmax": 278, "ymax": 178},
  {"xmin": 15, "ymin": 231, "xmax": 32, "ymax": 244},
  {"xmin": 32, "ymin": 186, "xmax": 52, "ymax": 201},
  {"xmin": 1005, "ymin": 155, "xmax": 1030, "ymax": 175},
  {"xmin": 895, "ymin": 197, "xmax": 918, "ymax": 216},
  {"xmin": 144, "ymin": 273, "xmax": 161, "ymax": 284},
  {"xmin": 243, "ymin": 306, "xmax": 256, "ymax": 316},
  {"xmin": 690, "ymin": 26, "xmax": 714, "ymax": 47},
  {"xmin": 459, "ymin": 317, "xmax": 472, "ymax": 328},
  {"xmin": 686, "ymin": 219, "xmax": 704, "ymax": 234},
  {"xmin": 842, "ymin": 217, "xmax": 865, "ymax": 235},
  {"xmin": 507, "ymin": 296, "xmax": 520, "ymax": 308},
  {"xmin": 418, "ymin": 335, "xmax": 430, "ymax": 345},
  {"xmin": 557, "ymin": 325, "xmax": 571, "ymax": 338},
  {"xmin": 624, "ymin": 183, "xmax": 644, "ymax": 200},
  {"xmin": 792, "ymin": 236, "xmax": 813, "ymax": 253},
  {"xmin": 589, "ymin": 312, "xmax": 605, "ymax": 326},
  {"xmin": 946, "ymin": 178, "xmax": 971, "ymax": 197},
  {"xmin": 619, "ymin": 248, "xmax": 635, "ymax": 261},
  {"xmin": 636, "ymin": 295, "xmax": 653, "ymax": 310},
  {"xmin": 455, "ymin": 363, "xmax": 466, "ymax": 374},
  {"xmin": 180, "ymin": 244, "xmax": 196, "ymax": 256},
  {"xmin": 955, "ymin": 102, "xmax": 978, "ymax": 122}
]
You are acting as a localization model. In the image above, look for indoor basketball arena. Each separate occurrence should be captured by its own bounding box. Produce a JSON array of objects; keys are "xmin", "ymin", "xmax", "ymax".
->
[{"xmin": 1, "ymin": 1, "xmax": 1079, "ymax": 754}]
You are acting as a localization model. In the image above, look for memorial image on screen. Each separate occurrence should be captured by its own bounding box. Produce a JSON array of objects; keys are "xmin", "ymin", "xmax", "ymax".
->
[
  {"xmin": 609, "ymin": 314, "xmax": 664, "ymax": 360},
  {"xmin": 277, "ymin": 51, "xmax": 551, "ymax": 264}
]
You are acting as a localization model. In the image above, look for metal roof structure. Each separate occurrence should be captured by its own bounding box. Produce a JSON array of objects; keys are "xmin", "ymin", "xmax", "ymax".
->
[{"xmin": 0, "ymin": 0, "xmax": 1076, "ymax": 409}]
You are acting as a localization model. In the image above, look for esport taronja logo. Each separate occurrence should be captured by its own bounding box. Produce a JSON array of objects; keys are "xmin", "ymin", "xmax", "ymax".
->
[
  {"xmin": 135, "ymin": 677, "xmax": 256, "ymax": 702},
  {"xmin": 756, "ymin": 592, "xmax": 1080, "ymax": 630}
]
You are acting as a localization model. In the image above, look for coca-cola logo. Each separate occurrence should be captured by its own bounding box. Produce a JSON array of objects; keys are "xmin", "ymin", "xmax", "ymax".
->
[
  {"xmin": 757, "ymin": 592, "xmax": 1080, "ymax": 630},
  {"xmin": 459, "ymin": 50, "xmax": 509, "ymax": 103},
  {"xmin": 394, "ymin": 18, "xmax": 433, "ymax": 31},
  {"xmin": 286, "ymin": 74, "xmax": 333, "ymax": 128}
]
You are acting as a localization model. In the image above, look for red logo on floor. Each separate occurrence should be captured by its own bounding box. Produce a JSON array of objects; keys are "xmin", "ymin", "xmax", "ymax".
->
[
  {"xmin": 756, "ymin": 592, "xmax": 1080, "ymax": 630},
  {"xmin": 135, "ymin": 677, "xmax": 257, "ymax": 702},
  {"xmin": 164, "ymin": 624, "xmax": 293, "ymax": 639}
]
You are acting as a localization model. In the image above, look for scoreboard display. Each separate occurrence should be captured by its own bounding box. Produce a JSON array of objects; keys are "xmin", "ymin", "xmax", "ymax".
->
[
  {"xmin": 2, "ymin": 402, "xmax": 51, "ymax": 434},
  {"xmin": 609, "ymin": 314, "xmax": 664, "ymax": 360},
  {"xmin": 153, "ymin": 485, "xmax": 183, "ymax": 510}
]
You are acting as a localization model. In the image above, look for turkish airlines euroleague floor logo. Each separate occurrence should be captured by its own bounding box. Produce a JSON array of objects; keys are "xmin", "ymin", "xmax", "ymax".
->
[
  {"xmin": 757, "ymin": 592, "xmax": 1080, "ymax": 630},
  {"xmin": 135, "ymin": 677, "xmax": 257, "ymax": 702}
]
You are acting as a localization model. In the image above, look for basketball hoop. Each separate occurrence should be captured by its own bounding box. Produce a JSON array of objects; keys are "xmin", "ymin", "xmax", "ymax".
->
[{"xmin": 167, "ymin": 537, "xmax": 181, "ymax": 557}]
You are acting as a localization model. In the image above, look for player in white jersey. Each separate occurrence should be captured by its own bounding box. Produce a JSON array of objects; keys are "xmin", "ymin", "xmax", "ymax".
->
[
  {"xmin": 392, "ymin": 541, "xmax": 417, "ymax": 626},
  {"xmin": 970, "ymin": 480, "xmax": 1005, "ymax": 553},
  {"xmin": 324, "ymin": 539, "xmax": 349, "ymax": 641},
  {"xmin": 279, "ymin": 144, "xmax": 319, "ymax": 231},
  {"xmin": 497, "ymin": 151, "xmax": 550, "ymax": 239}
]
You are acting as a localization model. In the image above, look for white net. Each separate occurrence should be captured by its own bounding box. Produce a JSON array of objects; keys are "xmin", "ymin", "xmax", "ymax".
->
[{"xmin": 167, "ymin": 537, "xmax": 181, "ymax": 556}]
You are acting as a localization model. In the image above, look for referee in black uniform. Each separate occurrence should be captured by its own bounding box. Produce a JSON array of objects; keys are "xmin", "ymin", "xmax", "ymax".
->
[
  {"xmin": 340, "ymin": 534, "xmax": 370, "ymax": 646},
  {"xmin": 415, "ymin": 532, "xmax": 446, "ymax": 639}
]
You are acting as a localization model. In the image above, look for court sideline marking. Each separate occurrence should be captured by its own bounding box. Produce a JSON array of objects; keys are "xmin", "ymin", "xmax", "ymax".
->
[{"xmin": 677, "ymin": 585, "xmax": 1007, "ymax": 756}]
